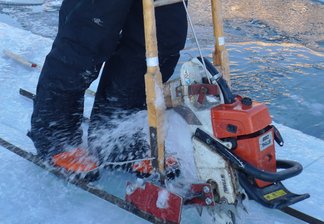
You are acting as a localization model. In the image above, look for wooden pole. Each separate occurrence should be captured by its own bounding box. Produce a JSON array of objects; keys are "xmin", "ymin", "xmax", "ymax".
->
[
  {"xmin": 211, "ymin": 0, "xmax": 231, "ymax": 85},
  {"xmin": 3, "ymin": 49, "xmax": 42, "ymax": 70},
  {"xmin": 142, "ymin": 0, "xmax": 166, "ymax": 178}
]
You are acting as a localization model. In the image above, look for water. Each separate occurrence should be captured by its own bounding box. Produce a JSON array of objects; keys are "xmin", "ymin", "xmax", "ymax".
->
[
  {"xmin": 185, "ymin": 0, "xmax": 324, "ymax": 140},
  {"xmin": 228, "ymin": 42, "xmax": 324, "ymax": 140},
  {"xmin": 178, "ymin": 39, "xmax": 324, "ymax": 141}
]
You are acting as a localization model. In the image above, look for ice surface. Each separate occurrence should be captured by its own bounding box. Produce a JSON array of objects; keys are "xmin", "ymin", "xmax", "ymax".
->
[
  {"xmin": 0, "ymin": 0, "xmax": 44, "ymax": 5},
  {"xmin": 0, "ymin": 148, "xmax": 149, "ymax": 224},
  {"xmin": 0, "ymin": 21, "xmax": 323, "ymax": 224},
  {"xmin": 0, "ymin": 13, "xmax": 21, "ymax": 27}
]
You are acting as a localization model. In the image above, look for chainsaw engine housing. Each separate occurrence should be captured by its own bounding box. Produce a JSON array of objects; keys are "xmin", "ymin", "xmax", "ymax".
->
[{"xmin": 211, "ymin": 96, "xmax": 276, "ymax": 187}]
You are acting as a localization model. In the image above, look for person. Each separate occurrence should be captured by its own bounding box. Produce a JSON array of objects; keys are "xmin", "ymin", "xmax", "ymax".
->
[{"xmin": 28, "ymin": 0, "xmax": 188, "ymax": 174}]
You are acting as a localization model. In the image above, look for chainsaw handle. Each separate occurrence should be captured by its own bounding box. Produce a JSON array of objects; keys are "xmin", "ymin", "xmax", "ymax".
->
[
  {"xmin": 194, "ymin": 128, "xmax": 303, "ymax": 183},
  {"xmin": 242, "ymin": 159, "xmax": 303, "ymax": 182}
]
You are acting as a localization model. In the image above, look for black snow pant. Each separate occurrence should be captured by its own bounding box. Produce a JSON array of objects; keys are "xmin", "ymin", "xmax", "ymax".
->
[{"xmin": 29, "ymin": 0, "xmax": 188, "ymax": 157}]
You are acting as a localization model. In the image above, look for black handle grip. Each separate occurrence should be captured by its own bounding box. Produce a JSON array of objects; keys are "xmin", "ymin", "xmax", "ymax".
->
[
  {"xmin": 242, "ymin": 159, "xmax": 303, "ymax": 182},
  {"xmin": 194, "ymin": 128, "xmax": 303, "ymax": 183}
]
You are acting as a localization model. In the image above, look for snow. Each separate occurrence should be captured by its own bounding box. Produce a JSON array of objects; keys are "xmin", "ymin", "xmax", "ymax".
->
[
  {"xmin": 154, "ymin": 81, "xmax": 166, "ymax": 112},
  {"xmin": 156, "ymin": 189, "xmax": 170, "ymax": 209},
  {"xmin": 0, "ymin": 20, "xmax": 323, "ymax": 224}
]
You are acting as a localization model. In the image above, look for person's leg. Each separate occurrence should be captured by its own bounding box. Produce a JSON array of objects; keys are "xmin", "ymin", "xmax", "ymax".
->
[
  {"xmin": 30, "ymin": 0, "xmax": 135, "ymax": 158},
  {"xmin": 89, "ymin": 1, "xmax": 188, "ymax": 162}
]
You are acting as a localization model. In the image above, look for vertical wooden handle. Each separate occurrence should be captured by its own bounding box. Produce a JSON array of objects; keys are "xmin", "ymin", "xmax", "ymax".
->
[
  {"xmin": 211, "ymin": 0, "xmax": 231, "ymax": 85},
  {"xmin": 142, "ymin": 0, "xmax": 166, "ymax": 177}
]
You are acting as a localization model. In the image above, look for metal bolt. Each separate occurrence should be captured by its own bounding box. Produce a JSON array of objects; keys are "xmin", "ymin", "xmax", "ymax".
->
[
  {"xmin": 205, "ymin": 197, "xmax": 213, "ymax": 205},
  {"xmin": 206, "ymin": 139, "xmax": 211, "ymax": 145},
  {"xmin": 203, "ymin": 186, "xmax": 210, "ymax": 193}
]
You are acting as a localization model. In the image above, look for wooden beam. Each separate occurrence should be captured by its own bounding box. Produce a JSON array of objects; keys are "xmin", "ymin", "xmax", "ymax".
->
[
  {"xmin": 211, "ymin": 0, "xmax": 231, "ymax": 85},
  {"xmin": 143, "ymin": 0, "xmax": 166, "ymax": 178}
]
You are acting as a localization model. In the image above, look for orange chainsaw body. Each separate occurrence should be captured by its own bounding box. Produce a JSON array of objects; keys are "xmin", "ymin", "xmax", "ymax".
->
[{"xmin": 211, "ymin": 96, "xmax": 276, "ymax": 187}]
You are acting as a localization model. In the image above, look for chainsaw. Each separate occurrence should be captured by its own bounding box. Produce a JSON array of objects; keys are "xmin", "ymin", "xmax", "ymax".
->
[
  {"xmin": 124, "ymin": 0, "xmax": 309, "ymax": 223},
  {"xmin": 125, "ymin": 56, "xmax": 309, "ymax": 224}
]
